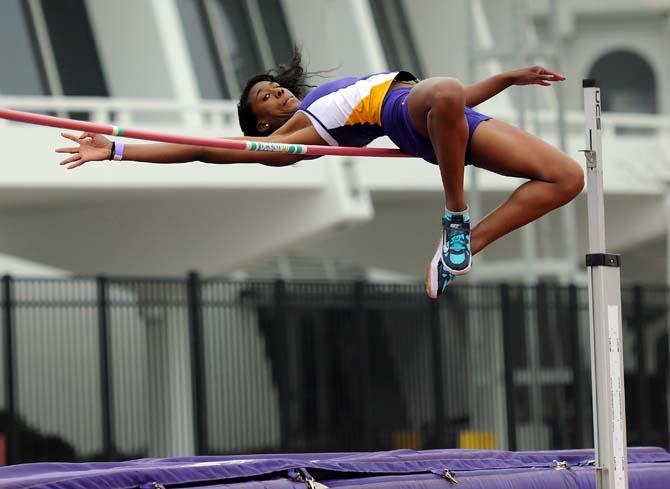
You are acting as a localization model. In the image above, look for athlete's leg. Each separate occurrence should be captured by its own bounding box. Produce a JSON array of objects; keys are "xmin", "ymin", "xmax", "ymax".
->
[
  {"xmin": 406, "ymin": 78, "xmax": 474, "ymax": 279},
  {"xmin": 406, "ymin": 78, "xmax": 469, "ymax": 212},
  {"xmin": 468, "ymin": 118, "xmax": 584, "ymax": 255}
]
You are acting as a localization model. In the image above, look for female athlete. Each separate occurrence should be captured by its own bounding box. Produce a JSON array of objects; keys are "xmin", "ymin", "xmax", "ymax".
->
[{"xmin": 56, "ymin": 51, "xmax": 583, "ymax": 298}]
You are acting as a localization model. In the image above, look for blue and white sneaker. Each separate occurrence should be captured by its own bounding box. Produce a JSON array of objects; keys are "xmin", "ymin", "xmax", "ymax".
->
[
  {"xmin": 442, "ymin": 210, "xmax": 471, "ymax": 275},
  {"xmin": 426, "ymin": 246, "xmax": 455, "ymax": 299}
]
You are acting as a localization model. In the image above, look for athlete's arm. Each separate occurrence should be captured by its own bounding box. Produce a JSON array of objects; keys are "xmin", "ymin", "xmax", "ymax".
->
[
  {"xmin": 56, "ymin": 112, "xmax": 325, "ymax": 169},
  {"xmin": 464, "ymin": 66, "xmax": 565, "ymax": 108},
  {"xmin": 202, "ymin": 113, "xmax": 326, "ymax": 166}
]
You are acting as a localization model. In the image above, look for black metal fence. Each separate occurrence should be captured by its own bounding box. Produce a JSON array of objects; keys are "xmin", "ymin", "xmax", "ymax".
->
[{"xmin": 0, "ymin": 275, "xmax": 668, "ymax": 464}]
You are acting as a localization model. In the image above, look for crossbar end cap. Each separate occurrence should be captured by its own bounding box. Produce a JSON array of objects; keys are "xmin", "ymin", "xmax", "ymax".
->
[{"xmin": 582, "ymin": 78, "xmax": 598, "ymax": 88}]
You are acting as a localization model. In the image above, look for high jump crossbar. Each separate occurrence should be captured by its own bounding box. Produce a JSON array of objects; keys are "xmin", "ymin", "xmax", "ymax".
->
[
  {"xmin": 582, "ymin": 79, "xmax": 628, "ymax": 489},
  {"xmin": 0, "ymin": 107, "xmax": 411, "ymax": 158}
]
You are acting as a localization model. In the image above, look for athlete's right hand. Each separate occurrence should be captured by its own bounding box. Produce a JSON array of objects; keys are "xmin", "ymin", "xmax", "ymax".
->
[{"xmin": 55, "ymin": 132, "xmax": 113, "ymax": 169}]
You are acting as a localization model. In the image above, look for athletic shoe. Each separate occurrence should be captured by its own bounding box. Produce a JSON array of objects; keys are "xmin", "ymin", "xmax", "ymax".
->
[
  {"xmin": 442, "ymin": 210, "xmax": 471, "ymax": 275},
  {"xmin": 426, "ymin": 238, "xmax": 456, "ymax": 299}
]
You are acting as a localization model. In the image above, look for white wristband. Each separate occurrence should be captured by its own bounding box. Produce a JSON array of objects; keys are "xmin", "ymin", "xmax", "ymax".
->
[{"xmin": 113, "ymin": 142, "xmax": 125, "ymax": 161}]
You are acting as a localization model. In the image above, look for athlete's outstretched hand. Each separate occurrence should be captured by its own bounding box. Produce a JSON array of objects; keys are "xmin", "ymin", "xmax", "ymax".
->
[
  {"xmin": 508, "ymin": 66, "xmax": 565, "ymax": 86},
  {"xmin": 55, "ymin": 132, "xmax": 113, "ymax": 169}
]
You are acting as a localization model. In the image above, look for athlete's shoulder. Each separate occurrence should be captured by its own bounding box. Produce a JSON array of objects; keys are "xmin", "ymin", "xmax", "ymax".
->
[{"xmin": 299, "ymin": 76, "xmax": 361, "ymax": 109}]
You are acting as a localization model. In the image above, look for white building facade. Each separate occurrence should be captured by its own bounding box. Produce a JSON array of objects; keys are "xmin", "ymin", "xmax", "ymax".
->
[{"xmin": 0, "ymin": 0, "xmax": 669, "ymax": 284}]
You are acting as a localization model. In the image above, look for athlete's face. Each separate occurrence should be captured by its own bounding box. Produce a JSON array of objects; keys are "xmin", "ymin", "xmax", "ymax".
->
[{"xmin": 249, "ymin": 81, "xmax": 300, "ymax": 134}]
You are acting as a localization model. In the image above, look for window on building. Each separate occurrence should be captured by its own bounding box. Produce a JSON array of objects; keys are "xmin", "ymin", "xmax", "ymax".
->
[
  {"xmin": 257, "ymin": 0, "xmax": 294, "ymax": 66},
  {"xmin": 179, "ymin": 0, "xmax": 294, "ymax": 100},
  {"xmin": 40, "ymin": 0, "xmax": 109, "ymax": 101},
  {"xmin": 0, "ymin": 0, "xmax": 49, "ymax": 95},
  {"xmin": 177, "ymin": 0, "xmax": 232, "ymax": 99},
  {"xmin": 368, "ymin": 0, "xmax": 425, "ymax": 78},
  {"xmin": 587, "ymin": 50, "xmax": 657, "ymax": 114},
  {"xmin": 0, "ymin": 0, "xmax": 108, "ymax": 120},
  {"xmin": 215, "ymin": 0, "xmax": 265, "ymax": 89}
]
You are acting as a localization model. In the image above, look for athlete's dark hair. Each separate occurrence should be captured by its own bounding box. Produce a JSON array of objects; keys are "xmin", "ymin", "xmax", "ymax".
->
[{"xmin": 237, "ymin": 48, "xmax": 314, "ymax": 136}]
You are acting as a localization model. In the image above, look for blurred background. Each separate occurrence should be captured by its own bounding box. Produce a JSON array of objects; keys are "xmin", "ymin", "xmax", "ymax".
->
[{"xmin": 0, "ymin": 0, "xmax": 669, "ymax": 465}]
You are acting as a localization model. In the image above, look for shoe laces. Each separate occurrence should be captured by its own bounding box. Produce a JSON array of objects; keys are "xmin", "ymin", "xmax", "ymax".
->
[{"xmin": 448, "ymin": 232, "xmax": 469, "ymax": 252}]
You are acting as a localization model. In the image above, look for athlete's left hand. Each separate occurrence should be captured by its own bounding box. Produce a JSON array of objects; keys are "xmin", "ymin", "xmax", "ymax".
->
[{"xmin": 507, "ymin": 66, "xmax": 565, "ymax": 86}]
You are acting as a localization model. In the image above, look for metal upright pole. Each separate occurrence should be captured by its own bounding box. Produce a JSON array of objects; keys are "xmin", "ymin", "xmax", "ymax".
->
[{"xmin": 582, "ymin": 79, "xmax": 628, "ymax": 489}]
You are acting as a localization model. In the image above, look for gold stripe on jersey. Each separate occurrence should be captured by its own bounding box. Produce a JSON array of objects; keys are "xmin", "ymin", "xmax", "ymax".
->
[{"xmin": 344, "ymin": 78, "xmax": 395, "ymax": 127}]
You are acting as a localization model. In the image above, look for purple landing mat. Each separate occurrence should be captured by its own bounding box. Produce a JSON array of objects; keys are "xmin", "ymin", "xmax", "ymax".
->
[{"xmin": 0, "ymin": 447, "xmax": 669, "ymax": 489}]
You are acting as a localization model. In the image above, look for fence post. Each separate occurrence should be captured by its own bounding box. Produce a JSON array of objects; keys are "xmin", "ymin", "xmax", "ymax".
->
[
  {"xmin": 2, "ymin": 275, "xmax": 16, "ymax": 465},
  {"xmin": 273, "ymin": 279, "xmax": 291, "ymax": 448},
  {"xmin": 500, "ymin": 284, "xmax": 517, "ymax": 451},
  {"xmin": 633, "ymin": 285, "xmax": 649, "ymax": 445},
  {"xmin": 354, "ymin": 281, "xmax": 373, "ymax": 449},
  {"xmin": 429, "ymin": 297, "xmax": 445, "ymax": 447},
  {"xmin": 568, "ymin": 284, "xmax": 586, "ymax": 448},
  {"xmin": 187, "ymin": 272, "xmax": 207, "ymax": 454},
  {"xmin": 96, "ymin": 276, "xmax": 114, "ymax": 458}
]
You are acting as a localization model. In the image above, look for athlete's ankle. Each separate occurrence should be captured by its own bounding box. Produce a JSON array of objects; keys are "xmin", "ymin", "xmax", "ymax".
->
[
  {"xmin": 445, "ymin": 205, "xmax": 469, "ymax": 216},
  {"xmin": 444, "ymin": 201, "xmax": 470, "ymax": 216}
]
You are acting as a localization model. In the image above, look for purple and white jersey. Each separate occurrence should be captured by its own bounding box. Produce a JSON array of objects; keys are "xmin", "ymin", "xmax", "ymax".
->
[{"xmin": 299, "ymin": 71, "xmax": 405, "ymax": 147}]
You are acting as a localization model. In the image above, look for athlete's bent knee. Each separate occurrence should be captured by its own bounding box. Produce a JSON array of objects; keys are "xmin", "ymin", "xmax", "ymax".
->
[
  {"xmin": 430, "ymin": 78, "xmax": 466, "ymax": 116},
  {"xmin": 561, "ymin": 161, "xmax": 585, "ymax": 200}
]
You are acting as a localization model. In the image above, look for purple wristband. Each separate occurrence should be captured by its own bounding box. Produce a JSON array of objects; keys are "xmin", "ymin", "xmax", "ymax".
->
[{"xmin": 113, "ymin": 142, "xmax": 125, "ymax": 161}]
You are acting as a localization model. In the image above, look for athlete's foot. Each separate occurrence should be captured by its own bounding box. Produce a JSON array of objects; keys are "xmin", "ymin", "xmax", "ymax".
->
[
  {"xmin": 426, "ymin": 236, "xmax": 456, "ymax": 299},
  {"xmin": 442, "ymin": 209, "xmax": 471, "ymax": 275}
]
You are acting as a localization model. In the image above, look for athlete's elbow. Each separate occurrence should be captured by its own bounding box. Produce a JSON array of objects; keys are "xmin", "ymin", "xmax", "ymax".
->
[
  {"xmin": 261, "ymin": 155, "xmax": 303, "ymax": 167},
  {"xmin": 200, "ymin": 147, "xmax": 232, "ymax": 164}
]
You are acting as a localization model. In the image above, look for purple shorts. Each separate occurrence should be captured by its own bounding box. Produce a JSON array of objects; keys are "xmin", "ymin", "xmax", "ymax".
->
[{"xmin": 381, "ymin": 86, "xmax": 491, "ymax": 165}]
